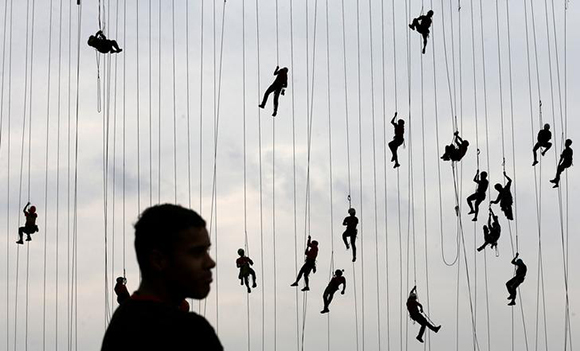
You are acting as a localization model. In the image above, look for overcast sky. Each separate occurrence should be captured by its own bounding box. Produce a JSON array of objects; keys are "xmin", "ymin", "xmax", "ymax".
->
[{"xmin": 0, "ymin": 0, "xmax": 578, "ymax": 350}]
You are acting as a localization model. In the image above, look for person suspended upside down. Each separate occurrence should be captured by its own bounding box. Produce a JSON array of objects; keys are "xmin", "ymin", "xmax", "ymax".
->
[
  {"xmin": 16, "ymin": 202, "xmax": 38, "ymax": 245},
  {"xmin": 88, "ymin": 30, "xmax": 123, "ymax": 54},
  {"xmin": 320, "ymin": 269, "xmax": 346, "ymax": 314},
  {"xmin": 477, "ymin": 208, "xmax": 501, "ymax": 252},
  {"xmin": 409, "ymin": 10, "xmax": 434, "ymax": 54},
  {"xmin": 236, "ymin": 248, "xmax": 257, "ymax": 293},
  {"xmin": 550, "ymin": 139, "xmax": 573, "ymax": 188},
  {"xmin": 490, "ymin": 171, "xmax": 514, "ymax": 220},
  {"xmin": 291, "ymin": 235, "xmax": 318, "ymax": 292},
  {"xmin": 342, "ymin": 208, "xmax": 359, "ymax": 262},
  {"xmin": 441, "ymin": 131, "xmax": 469, "ymax": 162},
  {"xmin": 532, "ymin": 123, "xmax": 552, "ymax": 166},
  {"xmin": 388, "ymin": 112, "xmax": 405, "ymax": 168},
  {"xmin": 406, "ymin": 286, "xmax": 441, "ymax": 343},
  {"xmin": 466, "ymin": 169, "xmax": 488, "ymax": 221},
  {"xmin": 259, "ymin": 65, "xmax": 288, "ymax": 117},
  {"xmin": 506, "ymin": 253, "xmax": 527, "ymax": 306},
  {"xmin": 114, "ymin": 277, "xmax": 131, "ymax": 304}
]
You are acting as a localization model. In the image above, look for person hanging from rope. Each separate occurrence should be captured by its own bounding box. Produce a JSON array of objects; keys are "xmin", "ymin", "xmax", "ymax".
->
[
  {"xmin": 406, "ymin": 286, "xmax": 441, "ymax": 343},
  {"xmin": 490, "ymin": 171, "xmax": 514, "ymax": 220},
  {"xmin": 291, "ymin": 235, "xmax": 319, "ymax": 292},
  {"xmin": 342, "ymin": 208, "xmax": 359, "ymax": 262},
  {"xmin": 88, "ymin": 30, "xmax": 123, "ymax": 54},
  {"xmin": 16, "ymin": 202, "xmax": 39, "ymax": 245},
  {"xmin": 236, "ymin": 248, "xmax": 257, "ymax": 293},
  {"xmin": 466, "ymin": 169, "xmax": 488, "ymax": 221},
  {"xmin": 320, "ymin": 269, "xmax": 346, "ymax": 314},
  {"xmin": 532, "ymin": 123, "xmax": 552, "ymax": 166},
  {"xmin": 409, "ymin": 10, "xmax": 434, "ymax": 54},
  {"xmin": 441, "ymin": 131, "xmax": 469, "ymax": 162},
  {"xmin": 550, "ymin": 138, "xmax": 573, "ymax": 188},
  {"xmin": 259, "ymin": 65, "xmax": 288, "ymax": 117},
  {"xmin": 114, "ymin": 276, "xmax": 131, "ymax": 304},
  {"xmin": 506, "ymin": 253, "xmax": 527, "ymax": 306},
  {"xmin": 477, "ymin": 208, "xmax": 501, "ymax": 252},
  {"xmin": 388, "ymin": 112, "xmax": 405, "ymax": 168}
]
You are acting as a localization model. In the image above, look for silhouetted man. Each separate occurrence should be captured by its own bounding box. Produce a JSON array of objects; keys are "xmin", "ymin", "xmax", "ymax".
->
[
  {"xmin": 236, "ymin": 248, "xmax": 257, "ymax": 293},
  {"xmin": 506, "ymin": 253, "xmax": 527, "ymax": 306},
  {"xmin": 101, "ymin": 204, "xmax": 222, "ymax": 351},
  {"xmin": 441, "ymin": 131, "xmax": 469, "ymax": 162},
  {"xmin": 490, "ymin": 171, "xmax": 513, "ymax": 220},
  {"xmin": 477, "ymin": 208, "xmax": 501, "ymax": 252},
  {"xmin": 388, "ymin": 112, "xmax": 405, "ymax": 168},
  {"xmin": 532, "ymin": 123, "xmax": 552, "ymax": 166},
  {"xmin": 291, "ymin": 235, "xmax": 319, "ymax": 291},
  {"xmin": 320, "ymin": 269, "xmax": 346, "ymax": 314},
  {"xmin": 550, "ymin": 139, "xmax": 573, "ymax": 188},
  {"xmin": 406, "ymin": 286, "xmax": 441, "ymax": 343},
  {"xmin": 342, "ymin": 208, "xmax": 359, "ymax": 262},
  {"xmin": 259, "ymin": 66, "xmax": 288, "ymax": 117},
  {"xmin": 409, "ymin": 10, "xmax": 434, "ymax": 54},
  {"xmin": 16, "ymin": 202, "xmax": 38, "ymax": 244},
  {"xmin": 88, "ymin": 30, "xmax": 122, "ymax": 54},
  {"xmin": 466, "ymin": 170, "xmax": 488, "ymax": 221}
]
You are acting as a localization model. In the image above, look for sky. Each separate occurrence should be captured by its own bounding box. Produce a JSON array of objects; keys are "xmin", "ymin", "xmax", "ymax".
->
[{"xmin": 0, "ymin": 0, "xmax": 578, "ymax": 351}]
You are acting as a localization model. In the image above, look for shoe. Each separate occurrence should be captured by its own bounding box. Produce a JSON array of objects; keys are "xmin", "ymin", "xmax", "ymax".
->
[
  {"xmin": 291, "ymin": 282, "xmax": 298, "ymax": 287},
  {"xmin": 472, "ymin": 217, "xmax": 477, "ymax": 222},
  {"xmin": 247, "ymin": 287, "xmax": 251, "ymax": 293},
  {"xmin": 394, "ymin": 163, "xmax": 400, "ymax": 169},
  {"xmin": 352, "ymin": 257, "xmax": 356, "ymax": 262},
  {"xmin": 272, "ymin": 111, "xmax": 277, "ymax": 117},
  {"xmin": 552, "ymin": 183, "xmax": 559, "ymax": 188},
  {"xmin": 240, "ymin": 280, "xmax": 244, "ymax": 285},
  {"xmin": 320, "ymin": 308, "xmax": 329, "ymax": 314},
  {"xmin": 26, "ymin": 236, "xmax": 31, "ymax": 241},
  {"xmin": 532, "ymin": 160, "xmax": 538, "ymax": 166},
  {"xmin": 434, "ymin": 325, "xmax": 441, "ymax": 333},
  {"xmin": 550, "ymin": 178, "xmax": 557, "ymax": 184},
  {"xmin": 467, "ymin": 209, "xmax": 475, "ymax": 214},
  {"xmin": 345, "ymin": 244, "xmax": 350, "ymax": 250},
  {"xmin": 252, "ymin": 282, "xmax": 257, "ymax": 288},
  {"xmin": 416, "ymin": 336, "xmax": 424, "ymax": 343},
  {"xmin": 507, "ymin": 294, "xmax": 515, "ymax": 300},
  {"xmin": 16, "ymin": 240, "xmax": 23, "ymax": 245},
  {"xmin": 259, "ymin": 104, "xmax": 265, "ymax": 109},
  {"xmin": 508, "ymin": 300, "xmax": 516, "ymax": 306},
  {"xmin": 409, "ymin": 24, "xmax": 414, "ymax": 30},
  {"xmin": 301, "ymin": 286, "xmax": 310, "ymax": 292},
  {"xmin": 477, "ymin": 247, "xmax": 483, "ymax": 252}
]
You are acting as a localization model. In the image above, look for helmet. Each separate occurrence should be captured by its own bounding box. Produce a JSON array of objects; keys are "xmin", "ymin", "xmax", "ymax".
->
[
  {"xmin": 116, "ymin": 276, "xmax": 126, "ymax": 284},
  {"xmin": 237, "ymin": 248, "xmax": 245, "ymax": 256},
  {"xmin": 480, "ymin": 171, "xmax": 487, "ymax": 178},
  {"xmin": 544, "ymin": 123, "xmax": 550, "ymax": 130},
  {"xmin": 516, "ymin": 258, "xmax": 523, "ymax": 264},
  {"xmin": 565, "ymin": 139, "xmax": 572, "ymax": 147},
  {"xmin": 311, "ymin": 240, "xmax": 318, "ymax": 246},
  {"xmin": 29, "ymin": 206, "xmax": 36, "ymax": 213},
  {"xmin": 427, "ymin": 10, "xmax": 434, "ymax": 16},
  {"xmin": 334, "ymin": 269, "xmax": 343, "ymax": 276},
  {"xmin": 409, "ymin": 291, "xmax": 417, "ymax": 299},
  {"xmin": 348, "ymin": 208, "xmax": 356, "ymax": 215}
]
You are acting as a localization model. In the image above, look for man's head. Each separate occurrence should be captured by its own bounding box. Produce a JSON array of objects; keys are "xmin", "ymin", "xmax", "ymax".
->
[
  {"xmin": 398, "ymin": 119, "xmax": 405, "ymax": 126},
  {"xmin": 480, "ymin": 171, "xmax": 487, "ymax": 179},
  {"xmin": 237, "ymin": 248, "xmax": 245, "ymax": 257},
  {"xmin": 334, "ymin": 269, "xmax": 343, "ymax": 277},
  {"xmin": 427, "ymin": 10, "xmax": 434, "ymax": 17},
  {"xmin": 544, "ymin": 123, "xmax": 550, "ymax": 130},
  {"xmin": 28, "ymin": 205, "xmax": 36, "ymax": 214},
  {"xmin": 565, "ymin": 139, "xmax": 572, "ymax": 147},
  {"xmin": 116, "ymin": 276, "xmax": 125, "ymax": 284},
  {"xmin": 134, "ymin": 204, "xmax": 215, "ymax": 300},
  {"xmin": 494, "ymin": 183, "xmax": 503, "ymax": 191},
  {"xmin": 348, "ymin": 208, "xmax": 356, "ymax": 216}
]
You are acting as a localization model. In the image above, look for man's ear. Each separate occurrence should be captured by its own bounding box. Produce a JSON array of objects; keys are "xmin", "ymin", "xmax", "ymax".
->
[{"xmin": 149, "ymin": 249, "xmax": 169, "ymax": 273}]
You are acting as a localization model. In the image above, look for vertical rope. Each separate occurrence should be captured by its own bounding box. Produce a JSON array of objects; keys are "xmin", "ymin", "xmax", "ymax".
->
[
  {"xmin": 148, "ymin": 0, "xmax": 152, "ymax": 206},
  {"xmin": 171, "ymin": 0, "xmax": 177, "ymax": 203},
  {"xmin": 185, "ymin": 0, "xmax": 192, "ymax": 208}
]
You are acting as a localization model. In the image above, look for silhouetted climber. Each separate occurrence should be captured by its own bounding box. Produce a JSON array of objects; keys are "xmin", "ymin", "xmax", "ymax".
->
[
  {"xmin": 342, "ymin": 208, "xmax": 359, "ymax": 262},
  {"xmin": 291, "ymin": 235, "xmax": 318, "ymax": 291},
  {"xmin": 406, "ymin": 286, "xmax": 441, "ymax": 343},
  {"xmin": 466, "ymin": 170, "xmax": 488, "ymax": 221},
  {"xmin": 477, "ymin": 208, "xmax": 501, "ymax": 252},
  {"xmin": 506, "ymin": 253, "xmax": 527, "ymax": 306},
  {"xmin": 88, "ymin": 30, "xmax": 122, "ymax": 54},
  {"xmin": 16, "ymin": 202, "xmax": 38, "ymax": 245},
  {"xmin": 259, "ymin": 65, "xmax": 288, "ymax": 117},
  {"xmin": 114, "ymin": 277, "xmax": 130, "ymax": 304},
  {"xmin": 532, "ymin": 123, "xmax": 552, "ymax": 166},
  {"xmin": 490, "ymin": 171, "xmax": 514, "ymax": 220},
  {"xmin": 320, "ymin": 269, "xmax": 346, "ymax": 314},
  {"xmin": 236, "ymin": 248, "xmax": 257, "ymax": 293},
  {"xmin": 388, "ymin": 112, "xmax": 405, "ymax": 168},
  {"xmin": 550, "ymin": 139, "xmax": 573, "ymax": 188},
  {"xmin": 409, "ymin": 10, "xmax": 434, "ymax": 54},
  {"xmin": 441, "ymin": 131, "xmax": 469, "ymax": 162},
  {"xmin": 101, "ymin": 204, "xmax": 222, "ymax": 351}
]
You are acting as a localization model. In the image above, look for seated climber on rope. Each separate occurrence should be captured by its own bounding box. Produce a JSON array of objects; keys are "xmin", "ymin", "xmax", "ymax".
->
[
  {"xmin": 532, "ymin": 123, "xmax": 552, "ymax": 166},
  {"xmin": 114, "ymin": 277, "xmax": 131, "ymax": 304},
  {"xmin": 466, "ymin": 169, "xmax": 488, "ymax": 221},
  {"xmin": 409, "ymin": 10, "xmax": 434, "ymax": 54},
  {"xmin": 388, "ymin": 112, "xmax": 405, "ymax": 168},
  {"xmin": 490, "ymin": 171, "xmax": 514, "ymax": 220},
  {"xmin": 477, "ymin": 208, "xmax": 501, "ymax": 252},
  {"xmin": 88, "ymin": 30, "xmax": 123, "ymax": 54},
  {"xmin": 342, "ymin": 208, "xmax": 359, "ymax": 262},
  {"xmin": 441, "ymin": 131, "xmax": 469, "ymax": 162},
  {"xmin": 550, "ymin": 138, "xmax": 573, "ymax": 188},
  {"xmin": 236, "ymin": 248, "xmax": 257, "ymax": 293},
  {"xmin": 259, "ymin": 65, "xmax": 288, "ymax": 117},
  {"xmin": 506, "ymin": 253, "xmax": 527, "ymax": 306},
  {"xmin": 291, "ymin": 235, "xmax": 318, "ymax": 291},
  {"xmin": 406, "ymin": 286, "xmax": 441, "ymax": 343},
  {"xmin": 16, "ymin": 202, "xmax": 38, "ymax": 245},
  {"xmin": 320, "ymin": 269, "xmax": 346, "ymax": 314}
]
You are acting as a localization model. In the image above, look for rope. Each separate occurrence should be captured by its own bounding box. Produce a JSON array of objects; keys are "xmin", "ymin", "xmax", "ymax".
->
[
  {"xmin": 157, "ymin": 0, "xmax": 161, "ymax": 203},
  {"xmin": 185, "ymin": 0, "xmax": 191, "ymax": 208},
  {"xmin": 172, "ymin": 0, "xmax": 177, "ymax": 203},
  {"xmin": 136, "ymin": 0, "xmax": 141, "ymax": 211},
  {"xmin": 198, "ymin": 0, "xmax": 204, "ymax": 217},
  {"xmin": 66, "ymin": 0, "xmax": 73, "ymax": 347},
  {"xmin": 341, "ymin": 0, "xmax": 352, "ymax": 199},
  {"xmin": 148, "ymin": 0, "xmax": 152, "ymax": 206}
]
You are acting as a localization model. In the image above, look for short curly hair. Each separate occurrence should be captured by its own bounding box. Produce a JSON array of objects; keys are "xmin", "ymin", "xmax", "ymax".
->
[{"xmin": 134, "ymin": 204, "xmax": 206, "ymax": 277}]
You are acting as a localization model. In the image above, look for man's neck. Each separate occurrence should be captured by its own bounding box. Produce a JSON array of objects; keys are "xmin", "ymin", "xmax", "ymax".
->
[{"xmin": 137, "ymin": 279, "xmax": 182, "ymax": 306}]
